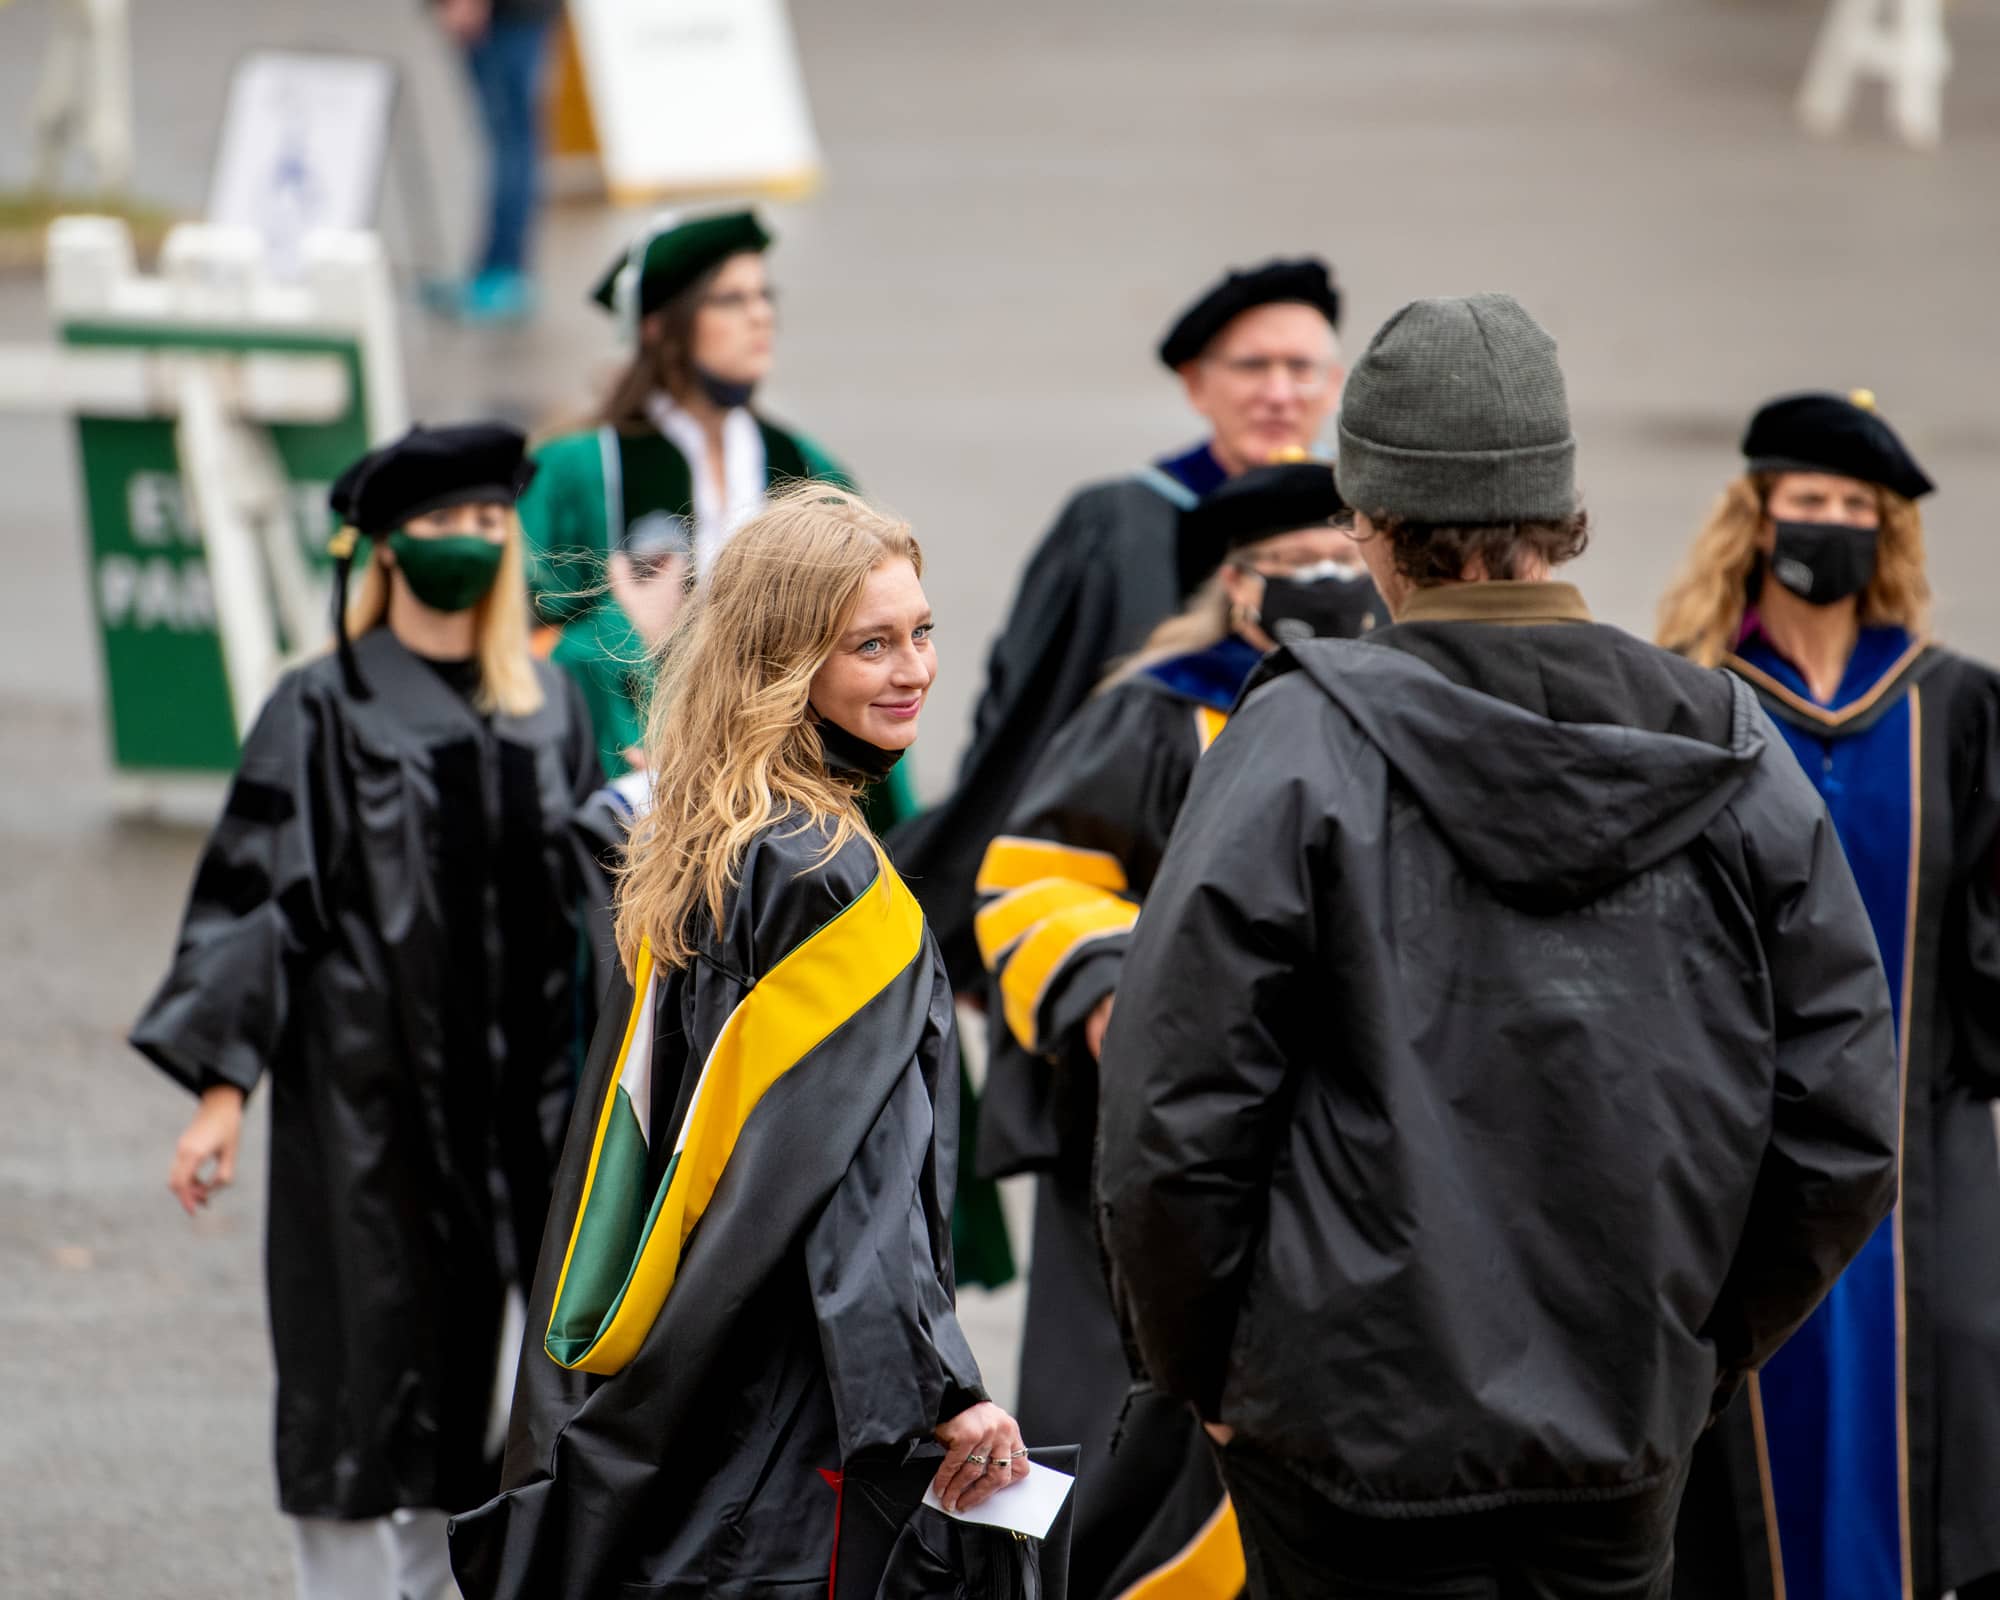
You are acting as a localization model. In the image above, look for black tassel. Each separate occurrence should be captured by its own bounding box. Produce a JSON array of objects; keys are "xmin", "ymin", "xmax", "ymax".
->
[{"xmin": 327, "ymin": 526, "xmax": 371, "ymax": 699}]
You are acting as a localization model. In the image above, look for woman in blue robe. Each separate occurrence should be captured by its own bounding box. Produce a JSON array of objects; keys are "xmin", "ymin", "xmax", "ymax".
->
[{"xmin": 1660, "ymin": 391, "xmax": 2000, "ymax": 1600}]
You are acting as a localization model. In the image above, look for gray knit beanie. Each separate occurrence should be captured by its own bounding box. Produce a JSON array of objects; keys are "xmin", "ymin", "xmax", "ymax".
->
[{"xmin": 1335, "ymin": 293, "xmax": 1576, "ymax": 525}]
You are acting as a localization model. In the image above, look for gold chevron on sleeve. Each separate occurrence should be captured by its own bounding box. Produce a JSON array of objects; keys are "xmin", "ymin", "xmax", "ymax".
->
[
  {"xmin": 999, "ymin": 895, "xmax": 1139, "ymax": 1053},
  {"xmin": 976, "ymin": 877, "xmax": 1118, "ymax": 968},
  {"xmin": 976, "ymin": 835, "xmax": 1129, "ymax": 896}
]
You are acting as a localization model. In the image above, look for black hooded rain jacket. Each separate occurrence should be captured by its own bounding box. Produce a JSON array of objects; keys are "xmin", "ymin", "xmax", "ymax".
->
[{"xmin": 1098, "ymin": 588, "xmax": 1901, "ymax": 1514}]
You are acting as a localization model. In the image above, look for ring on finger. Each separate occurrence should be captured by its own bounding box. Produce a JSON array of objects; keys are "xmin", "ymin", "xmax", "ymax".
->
[{"xmin": 966, "ymin": 1453, "xmax": 990, "ymax": 1466}]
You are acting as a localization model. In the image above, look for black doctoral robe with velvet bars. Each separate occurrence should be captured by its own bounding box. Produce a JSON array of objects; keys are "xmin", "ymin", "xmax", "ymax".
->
[
  {"xmin": 888, "ymin": 466, "xmax": 1196, "ymax": 987},
  {"xmin": 975, "ymin": 635, "xmax": 1261, "ymax": 1600},
  {"xmin": 131, "ymin": 628, "xmax": 601, "ymax": 1517}
]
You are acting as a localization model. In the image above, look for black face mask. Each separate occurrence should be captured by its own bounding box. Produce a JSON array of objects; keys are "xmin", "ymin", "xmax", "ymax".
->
[
  {"xmin": 1768, "ymin": 520, "xmax": 1879, "ymax": 607},
  {"xmin": 694, "ymin": 365, "xmax": 757, "ymax": 411},
  {"xmin": 1251, "ymin": 562, "xmax": 1386, "ymax": 644},
  {"xmin": 813, "ymin": 715, "xmax": 905, "ymax": 783}
]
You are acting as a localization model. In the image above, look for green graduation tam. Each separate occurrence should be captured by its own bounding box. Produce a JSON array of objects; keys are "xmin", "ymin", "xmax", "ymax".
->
[
  {"xmin": 1158, "ymin": 258, "xmax": 1341, "ymax": 370},
  {"xmin": 1177, "ymin": 458, "xmax": 1345, "ymax": 595},
  {"xmin": 1742, "ymin": 390, "xmax": 1934, "ymax": 501},
  {"xmin": 325, "ymin": 424, "xmax": 535, "ymax": 696},
  {"xmin": 590, "ymin": 209, "xmax": 773, "ymax": 338}
]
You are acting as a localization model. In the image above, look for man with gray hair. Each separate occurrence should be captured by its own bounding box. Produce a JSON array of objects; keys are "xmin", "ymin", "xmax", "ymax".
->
[{"xmin": 1096, "ymin": 293, "xmax": 1900, "ymax": 1598}]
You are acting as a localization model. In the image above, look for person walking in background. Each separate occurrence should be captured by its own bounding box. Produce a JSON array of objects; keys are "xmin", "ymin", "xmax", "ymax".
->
[
  {"xmin": 976, "ymin": 461, "xmax": 1379, "ymax": 1600},
  {"xmin": 1659, "ymin": 392, "xmax": 2000, "ymax": 1600},
  {"xmin": 889, "ymin": 255, "xmax": 1345, "ymax": 992},
  {"xmin": 451, "ymin": 489, "xmax": 1035, "ymax": 1600},
  {"xmin": 519, "ymin": 210, "xmax": 865, "ymax": 781},
  {"xmin": 132, "ymin": 426, "xmax": 601, "ymax": 1600},
  {"xmin": 427, "ymin": 0, "xmax": 562, "ymax": 324},
  {"xmin": 1097, "ymin": 295, "xmax": 1901, "ymax": 1600}
]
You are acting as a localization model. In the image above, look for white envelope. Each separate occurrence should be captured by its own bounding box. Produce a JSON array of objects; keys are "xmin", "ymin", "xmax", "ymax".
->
[{"xmin": 921, "ymin": 1460, "xmax": 1075, "ymax": 1541}]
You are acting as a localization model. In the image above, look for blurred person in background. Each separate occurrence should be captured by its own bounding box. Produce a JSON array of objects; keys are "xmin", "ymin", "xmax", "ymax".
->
[
  {"xmin": 427, "ymin": 0, "xmax": 563, "ymax": 324},
  {"xmin": 1660, "ymin": 392, "xmax": 2000, "ymax": 1600},
  {"xmin": 518, "ymin": 211, "xmax": 879, "ymax": 793},
  {"xmin": 890, "ymin": 255, "xmax": 1344, "ymax": 995},
  {"xmin": 975, "ymin": 462, "xmax": 1381, "ymax": 1600},
  {"xmin": 450, "ymin": 490, "xmax": 1035, "ymax": 1600},
  {"xmin": 131, "ymin": 426, "xmax": 601, "ymax": 1600},
  {"xmin": 1099, "ymin": 297, "xmax": 1899, "ymax": 1600}
]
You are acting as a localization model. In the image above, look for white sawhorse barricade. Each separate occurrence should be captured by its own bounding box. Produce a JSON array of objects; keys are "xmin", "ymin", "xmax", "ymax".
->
[
  {"xmin": 0, "ymin": 219, "xmax": 407, "ymax": 814},
  {"xmin": 1798, "ymin": 0, "xmax": 1953, "ymax": 150}
]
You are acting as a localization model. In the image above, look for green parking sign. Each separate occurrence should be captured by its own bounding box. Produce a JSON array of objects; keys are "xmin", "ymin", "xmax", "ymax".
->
[{"xmin": 62, "ymin": 321, "xmax": 375, "ymax": 779}]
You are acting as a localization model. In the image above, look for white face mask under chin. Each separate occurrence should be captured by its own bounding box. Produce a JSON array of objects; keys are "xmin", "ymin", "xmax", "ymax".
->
[{"xmin": 1276, "ymin": 558, "xmax": 1370, "ymax": 585}]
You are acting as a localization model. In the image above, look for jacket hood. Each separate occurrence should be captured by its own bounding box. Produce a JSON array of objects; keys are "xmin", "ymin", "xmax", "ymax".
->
[{"xmin": 1275, "ymin": 639, "xmax": 1767, "ymax": 911}]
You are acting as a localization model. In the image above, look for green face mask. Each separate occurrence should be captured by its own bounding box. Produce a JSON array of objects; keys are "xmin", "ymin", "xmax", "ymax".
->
[{"xmin": 386, "ymin": 530, "xmax": 505, "ymax": 613}]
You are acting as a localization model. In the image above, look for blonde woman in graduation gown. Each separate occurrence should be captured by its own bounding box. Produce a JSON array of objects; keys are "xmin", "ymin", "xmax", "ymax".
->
[{"xmin": 452, "ymin": 488, "xmax": 1034, "ymax": 1600}]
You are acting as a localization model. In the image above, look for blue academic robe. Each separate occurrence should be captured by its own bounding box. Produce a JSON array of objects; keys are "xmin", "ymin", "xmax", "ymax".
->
[{"xmin": 1676, "ymin": 627, "xmax": 2000, "ymax": 1600}]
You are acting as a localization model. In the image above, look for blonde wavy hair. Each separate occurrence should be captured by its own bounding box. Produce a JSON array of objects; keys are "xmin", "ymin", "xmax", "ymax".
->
[
  {"xmin": 1103, "ymin": 521, "xmax": 1367, "ymax": 688},
  {"xmin": 1656, "ymin": 471, "xmax": 1932, "ymax": 666},
  {"xmin": 1105, "ymin": 572, "xmax": 1232, "ymax": 688},
  {"xmin": 615, "ymin": 485, "xmax": 922, "ymax": 973},
  {"xmin": 343, "ymin": 511, "xmax": 544, "ymax": 716}
]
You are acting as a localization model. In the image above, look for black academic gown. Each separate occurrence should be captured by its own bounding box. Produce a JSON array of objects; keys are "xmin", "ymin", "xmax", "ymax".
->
[
  {"xmin": 450, "ymin": 819, "xmax": 1001, "ymax": 1600},
  {"xmin": 975, "ymin": 636, "xmax": 1261, "ymax": 1600},
  {"xmin": 888, "ymin": 469, "xmax": 1193, "ymax": 988},
  {"xmin": 131, "ymin": 628, "xmax": 601, "ymax": 1518},
  {"xmin": 1675, "ymin": 638, "xmax": 2000, "ymax": 1600}
]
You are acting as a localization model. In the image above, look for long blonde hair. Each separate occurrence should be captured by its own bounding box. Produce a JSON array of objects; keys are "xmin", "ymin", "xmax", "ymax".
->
[
  {"xmin": 342, "ymin": 511, "xmax": 544, "ymax": 716},
  {"xmin": 1656, "ymin": 471, "xmax": 1932, "ymax": 666},
  {"xmin": 593, "ymin": 260, "xmax": 727, "ymax": 428},
  {"xmin": 615, "ymin": 485, "xmax": 922, "ymax": 973},
  {"xmin": 1105, "ymin": 572, "xmax": 1232, "ymax": 688}
]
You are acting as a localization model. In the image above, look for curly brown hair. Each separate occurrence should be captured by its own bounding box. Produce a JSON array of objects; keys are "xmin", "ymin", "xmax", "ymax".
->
[{"xmin": 1369, "ymin": 511, "xmax": 1590, "ymax": 586}]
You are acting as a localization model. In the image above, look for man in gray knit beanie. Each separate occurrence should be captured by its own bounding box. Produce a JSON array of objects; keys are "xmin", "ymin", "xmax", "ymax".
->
[
  {"xmin": 1336, "ymin": 291, "xmax": 1585, "ymax": 607},
  {"xmin": 1098, "ymin": 293, "xmax": 1896, "ymax": 1598},
  {"xmin": 1337, "ymin": 292, "xmax": 1575, "ymax": 527}
]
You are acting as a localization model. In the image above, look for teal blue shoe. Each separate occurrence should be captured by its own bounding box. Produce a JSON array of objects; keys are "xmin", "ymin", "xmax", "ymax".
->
[
  {"xmin": 459, "ymin": 268, "xmax": 537, "ymax": 324},
  {"xmin": 422, "ymin": 269, "xmax": 537, "ymax": 325}
]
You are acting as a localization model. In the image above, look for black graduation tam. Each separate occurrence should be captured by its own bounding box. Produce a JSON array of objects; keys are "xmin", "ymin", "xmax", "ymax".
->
[
  {"xmin": 1742, "ymin": 390, "xmax": 1934, "ymax": 501},
  {"xmin": 1157, "ymin": 257, "xmax": 1341, "ymax": 370},
  {"xmin": 331, "ymin": 423, "xmax": 535, "ymax": 537},
  {"xmin": 323, "ymin": 423, "xmax": 534, "ymax": 696},
  {"xmin": 590, "ymin": 209, "xmax": 772, "ymax": 333},
  {"xmin": 1177, "ymin": 459, "xmax": 1345, "ymax": 595}
]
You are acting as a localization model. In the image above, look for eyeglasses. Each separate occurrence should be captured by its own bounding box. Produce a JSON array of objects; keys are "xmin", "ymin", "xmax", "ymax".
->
[
  {"xmin": 1208, "ymin": 355, "xmax": 1333, "ymax": 393},
  {"xmin": 701, "ymin": 286, "xmax": 779, "ymax": 314}
]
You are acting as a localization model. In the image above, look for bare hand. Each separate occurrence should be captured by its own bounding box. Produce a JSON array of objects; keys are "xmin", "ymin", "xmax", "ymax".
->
[
  {"xmin": 1085, "ymin": 992, "xmax": 1115, "ymax": 1061},
  {"xmin": 933, "ymin": 1400, "xmax": 1026, "ymax": 1513},
  {"xmin": 1204, "ymin": 1421, "xmax": 1236, "ymax": 1447},
  {"xmin": 168, "ymin": 1084, "xmax": 245, "ymax": 1216},
  {"xmin": 607, "ymin": 550, "xmax": 690, "ymax": 649},
  {"xmin": 435, "ymin": 0, "xmax": 491, "ymax": 46}
]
